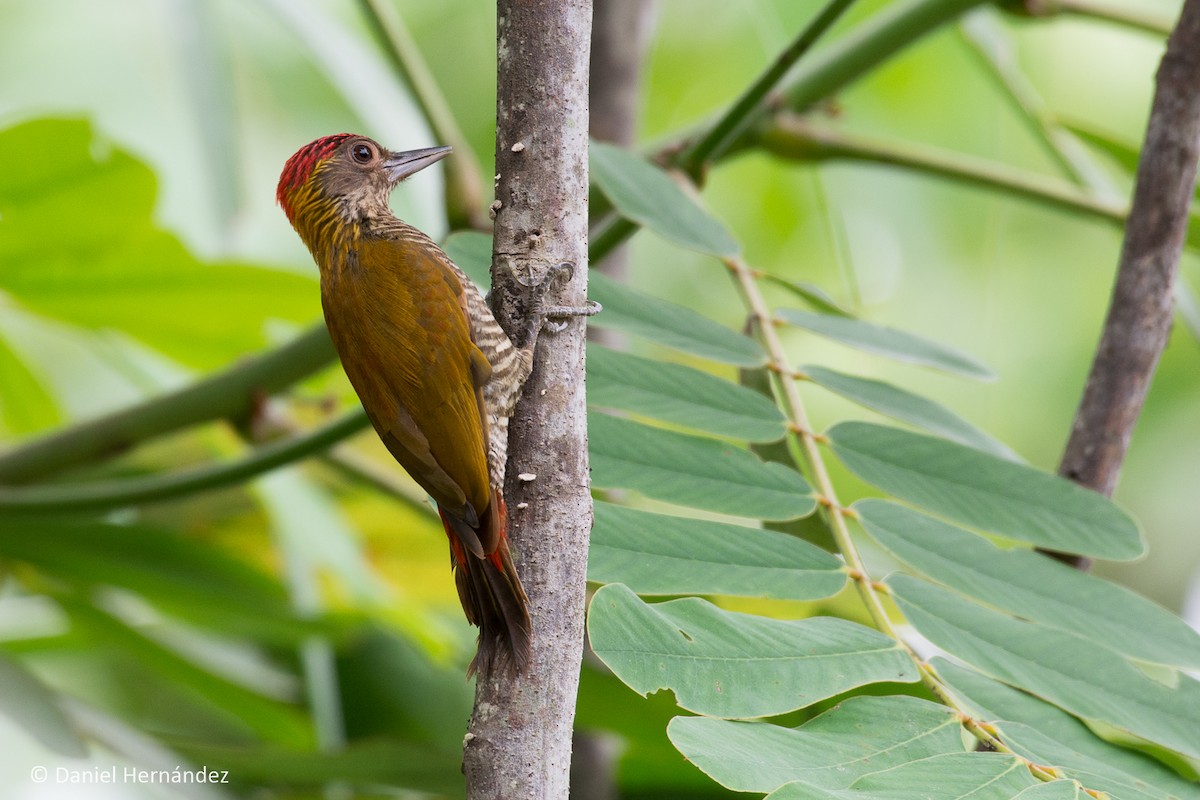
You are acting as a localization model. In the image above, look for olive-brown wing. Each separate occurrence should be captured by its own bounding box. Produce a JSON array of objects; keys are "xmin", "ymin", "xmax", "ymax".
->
[{"xmin": 322, "ymin": 234, "xmax": 493, "ymax": 534}]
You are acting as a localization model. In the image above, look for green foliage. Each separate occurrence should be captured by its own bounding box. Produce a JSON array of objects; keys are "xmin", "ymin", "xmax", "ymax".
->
[
  {"xmin": 1, "ymin": 1, "xmax": 1199, "ymax": 798},
  {"xmin": 0, "ymin": 119, "xmax": 319, "ymax": 372}
]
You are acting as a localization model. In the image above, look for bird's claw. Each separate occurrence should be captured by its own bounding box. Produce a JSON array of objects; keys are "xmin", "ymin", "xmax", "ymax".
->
[{"xmin": 524, "ymin": 262, "xmax": 601, "ymax": 341}]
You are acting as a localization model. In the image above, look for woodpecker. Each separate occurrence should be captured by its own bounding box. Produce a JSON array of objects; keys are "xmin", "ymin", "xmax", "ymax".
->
[{"xmin": 277, "ymin": 134, "xmax": 586, "ymax": 673}]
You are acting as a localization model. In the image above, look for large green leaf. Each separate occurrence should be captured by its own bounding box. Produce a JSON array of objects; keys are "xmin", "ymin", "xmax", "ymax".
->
[
  {"xmin": 803, "ymin": 365, "xmax": 1016, "ymax": 459},
  {"xmin": 590, "ymin": 140, "xmax": 740, "ymax": 257},
  {"xmin": 858, "ymin": 500, "xmax": 1200, "ymax": 669},
  {"xmin": 938, "ymin": 660, "xmax": 1199, "ymax": 800},
  {"xmin": 589, "ymin": 272, "xmax": 766, "ymax": 366},
  {"xmin": 0, "ymin": 119, "xmax": 319, "ymax": 369},
  {"xmin": 65, "ymin": 599, "xmax": 312, "ymax": 747},
  {"xmin": 0, "ymin": 653, "xmax": 86, "ymax": 757},
  {"xmin": 588, "ymin": 345, "xmax": 786, "ymax": 442},
  {"xmin": 828, "ymin": 422, "xmax": 1143, "ymax": 560},
  {"xmin": 169, "ymin": 738, "xmax": 462, "ymax": 794},
  {"xmin": 890, "ymin": 575, "xmax": 1200, "ymax": 760},
  {"xmin": 778, "ymin": 309, "xmax": 994, "ymax": 379},
  {"xmin": 589, "ymin": 413, "xmax": 814, "ymax": 520},
  {"xmin": 667, "ymin": 695, "xmax": 961, "ymax": 793},
  {"xmin": 588, "ymin": 584, "xmax": 917, "ymax": 718},
  {"xmin": 588, "ymin": 503, "xmax": 845, "ymax": 599},
  {"xmin": 766, "ymin": 753, "xmax": 1065, "ymax": 800},
  {"xmin": 0, "ymin": 334, "xmax": 60, "ymax": 435},
  {"xmin": 0, "ymin": 518, "xmax": 327, "ymax": 643}
]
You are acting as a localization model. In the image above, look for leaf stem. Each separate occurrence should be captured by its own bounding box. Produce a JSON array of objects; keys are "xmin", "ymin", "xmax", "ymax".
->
[
  {"xmin": 958, "ymin": 10, "xmax": 1115, "ymax": 194},
  {"xmin": 759, "ymin": 114, "xmax": 1127, "ymax": 223},
  {"xmin": 727, "ymin": 254, "xmax": 1037, "ymax": 769},
  {"xmin": 1007, "ymin": 0, "xmax": 1174, "ymax": 36},
  {"xmin": 356, "ymin": 0, "xmax": 490, "ymax": 231},
  {"xmin": 677, "ymin": 0, "xmax": 862, "ymax": 178},
  {"xmin": 0, "ymin": 410, "xmax": 369, "ymax": 515}
]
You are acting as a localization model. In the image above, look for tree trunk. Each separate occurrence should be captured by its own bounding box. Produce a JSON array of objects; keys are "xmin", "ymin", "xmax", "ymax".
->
[{"xmin": 462, "ymin": 1, "xmax": 593, "ymax": 798}]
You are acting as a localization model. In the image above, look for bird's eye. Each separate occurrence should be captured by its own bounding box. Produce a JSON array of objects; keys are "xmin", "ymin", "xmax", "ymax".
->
[{"xmin": 351, "ymin": 143, "xmax": 374, "ymax": 164}]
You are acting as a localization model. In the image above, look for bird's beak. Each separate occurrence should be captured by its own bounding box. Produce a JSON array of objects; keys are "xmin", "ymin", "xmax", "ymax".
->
[{"xmin": 383, "ymin": 145, "xmax": 453, "ymax": 183}]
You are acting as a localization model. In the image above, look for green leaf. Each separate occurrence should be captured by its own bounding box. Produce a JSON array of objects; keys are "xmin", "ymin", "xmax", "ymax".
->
[
  {"xmin": 0, "ymin": 518, "xmax": 323, "ymax": 644},
  {"xmin": 588, "ymin": 503, "xmax": 845, "ymax": 599},
  {"xmin": 590, "ymin": 140, "xmax": 740, "ymax": 257},
  {"xmin": 777, "ymin": 309, "xmax": 994, "ymax": 380},
  {"xmin": 0, "ymin": 119, "xmax": 319, "ymax": 369},
  {"xmin": 440, "ymin": 231, "xmax": 765, "ymax": 367},
  {"xmin": 66, "ymin": 599, "xmax": 312, "ymax": 747},
  {"xmin": 0, "ymin": 333, "xmax": 61, "ymax": 435},
  {"xmin": 890, "ymin": 575, "xmax": 1200, "ymax": 760},
  {"xmin": 588, "ymin": 345, "xmax": 786, "ymax": 442},
  {"xmin": 0, "ymin": 653, "xmax": 87, "ymax": 757},
  {"xmin": 858, "ymin": 500, "xmax": 1200, "ymax": 669},
  {"xmin": 589, "ymin": 413, "xmax": 814, "ymax": 520},
  {"xmin": 938, "ymin": 660, "xmax": 1199, "ymax": 800},
  {"xmin": 767, "ymin": 753, "xmax": 1051, "ymax": 800},
  {"xmin": 828, "ymin": 422, "xmax": 1143, "ymax": 560},
  {"xmin": 441, "ymin": 230, "xmax": 492, "ymax": 287},
  {"xmin": 761, "ymin": 275, "xmax": 852, "ymax": 317},
  {"xmin": 170, "ymin": 738, "xmax": 462, "ymax": 793},
  {"xmin": 1066, "ymin": 122, "xmax": 1139, "ymax": 175},
  {"xmin": 667, "ymin": 695, "xmax": 960, "ymax": 793},
  {"xmin": 804, "ymin": 365, "xmax": 1016, "ymax": 459},
  {"xmin": 589, "ymin": 271, "xmax": 766, "ymax": 366},
  {"xmin": 588, "ymin": 584, "xmax": 918, "ymax": 719}
]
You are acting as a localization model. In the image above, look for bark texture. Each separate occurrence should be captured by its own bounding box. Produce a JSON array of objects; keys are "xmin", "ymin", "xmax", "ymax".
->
[
  {"xmin": 462, "ymin": 1, "xmax": 593, "ymax": 798},
  {"xmin": 1057, "ymin": 1, "xmax": 1200, "ymax": 497}
]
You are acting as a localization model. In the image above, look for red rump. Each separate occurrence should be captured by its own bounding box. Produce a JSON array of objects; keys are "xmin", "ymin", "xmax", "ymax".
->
[{"xmin": 276, "ymin": 133, "xmax": 356, "ymax": 206}]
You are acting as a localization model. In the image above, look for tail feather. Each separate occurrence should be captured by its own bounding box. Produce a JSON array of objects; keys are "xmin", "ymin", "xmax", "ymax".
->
[{"xmin": 439, "ymin": 492, "xmax": 531, "ymax": 675}]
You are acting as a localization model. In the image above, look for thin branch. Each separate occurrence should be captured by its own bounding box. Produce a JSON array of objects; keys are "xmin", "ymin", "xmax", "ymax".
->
[
  {"xmin": 677, "ymin": 0, "xmax": 861, "ymax": 178},
  {"xmin": 0, "ymin": 326, "xmax": 336, "ymax": 485},
  {"xmin": 760, "ymin": 114, "xmax": 1127, "ymax": 223},
  {"xmin": 1003, "ymin": 0, "xmax": 1174, "ymax": 36},
  {"xmin": 0, "ymin": 411, "xmax": 368, "ymax": 515},
  {"xmin": 959, "ymin": 9, "xmax": 1116, "ymax": 195},
  {"xmin": 1057, "ymin": 0, "xmax": 1200, "ymax": 500},
  {"xmin": 356, "ymin": 0, "xmax": 490, "ymax": 231}
]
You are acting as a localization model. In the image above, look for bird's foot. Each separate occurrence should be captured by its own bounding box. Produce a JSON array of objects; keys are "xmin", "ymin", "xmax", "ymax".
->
[
  {"xmin": 532, "ymin": 260, "xmax": 600, "ymax": 328},
  {"xmin": 527, "ymin": 262, "xmax": 601, "ymax": 337}
]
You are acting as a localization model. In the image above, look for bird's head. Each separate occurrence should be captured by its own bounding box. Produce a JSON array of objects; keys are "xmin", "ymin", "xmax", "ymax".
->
[{"xmin": 276, "ymin": 134, "xmax": 452, "ymax": 231}]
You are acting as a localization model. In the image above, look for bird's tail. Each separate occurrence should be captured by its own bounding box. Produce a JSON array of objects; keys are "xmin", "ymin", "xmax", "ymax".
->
[{"xmin": 440, "ymin": 493, "xmax": 531, "ymax": 676}]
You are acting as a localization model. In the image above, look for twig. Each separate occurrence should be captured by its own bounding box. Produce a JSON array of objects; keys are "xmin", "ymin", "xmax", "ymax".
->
[
  {"xmin": 760, "ymin": 114, "xmax": 1126, "ymax": 222},
  {"xmin": 1057, "ymin": 0, "xmax": 1200, "ymax": 501},
  {"xmin": 0, "ymin": 326, "xmax": 336, "ymax": 485},
  {"xmin": 356, "ymin": 0, "xmax": 490, "ymax": 231},
  {"xmin": 677, "ymin": 0, "xmax": 861, "ymax": 178},
  {"xmin": 0, "ymin": 411, "xmax": 368, "ymax": 514}
]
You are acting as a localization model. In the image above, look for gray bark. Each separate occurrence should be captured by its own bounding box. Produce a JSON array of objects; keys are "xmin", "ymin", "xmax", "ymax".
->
[
  {"xmin": 463, "ymin": 1, "xmax": 593, "ymax": 798},
  {"xmin": 1052, "ymin": 0, "xmax": 1200, "ymax": 565}
]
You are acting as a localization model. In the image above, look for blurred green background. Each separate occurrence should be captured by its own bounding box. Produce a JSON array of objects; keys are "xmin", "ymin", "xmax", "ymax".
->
[{"xmin": 0, "ymin": 0, "xmax": 1197, "ymax": 796}]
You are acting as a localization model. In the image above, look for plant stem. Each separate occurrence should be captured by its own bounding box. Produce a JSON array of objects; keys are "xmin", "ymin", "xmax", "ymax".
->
[
  {"xmin": 760, "ymin": 114, "xmax": 1126, "ymax": 223},
  {"xmin": 0, "ymin": 410, "xmax": 368, "ymax": 515},
  {"xmin": 356, "ymin": 0, "xmax": 490, "ymax": 231},
  {"xmin": 0, "ymin": 326, "xmax": 337, "ymax": 486},
  {"xmin": 726, "ymin": 253, "xmax": 1038, "ymax": 770},
  {"xmin": 677, "ymin": 0, "xmax": 861, "ymax": 178},
  {"xmin": 1017, "ymin": 0, "xmax": 1174, "ymax": 36},
  {"xmin": 958, "ymin": 10, "xmax": 1115, "ymax": 194}
]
